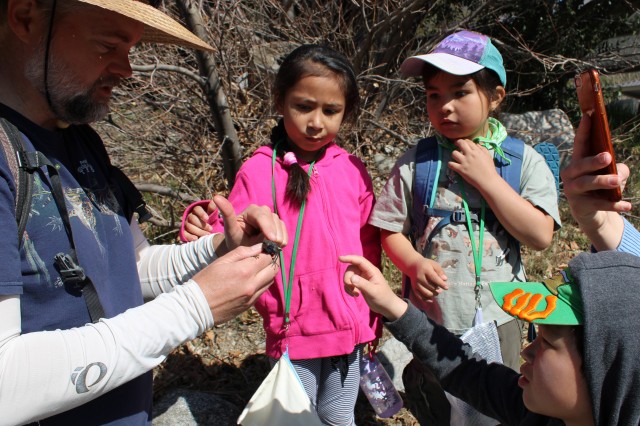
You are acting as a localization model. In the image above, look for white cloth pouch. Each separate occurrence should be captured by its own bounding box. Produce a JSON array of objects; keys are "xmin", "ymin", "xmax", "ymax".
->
[
  {"xmin": 445, "ymin": 307, "xmax": 503, "ymax": 426},
  {"xmin": 237, "ymin": 350, "xmax": 323, "ymax": 426}
]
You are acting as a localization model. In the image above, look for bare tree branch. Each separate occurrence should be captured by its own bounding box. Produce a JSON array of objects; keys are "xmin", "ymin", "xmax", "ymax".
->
[
  {"xmin": 135, "ymin": 183, "xmax": 200, "ymax": 203},
  {"xmin": 177, "ymin": 0, "xmax": 242, "ymax": 189},
  {"xmin": 132, "ymin": 64, "xmax": 206, "ymax": 86}
]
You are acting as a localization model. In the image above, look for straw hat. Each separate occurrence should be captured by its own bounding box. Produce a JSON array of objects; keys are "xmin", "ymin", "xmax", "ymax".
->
[{"xmin": 76, "ymin": 0, "xmax": 213, "ymax": 51}]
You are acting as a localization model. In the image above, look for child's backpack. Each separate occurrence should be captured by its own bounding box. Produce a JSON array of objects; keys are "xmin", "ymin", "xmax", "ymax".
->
[
  {"xmin": 410, "ymin": 135, "xmax": 560, "ymax": 245},
  {"xmin": 409, "ymin": 135, "xmax": 559, "ymax": 344}
]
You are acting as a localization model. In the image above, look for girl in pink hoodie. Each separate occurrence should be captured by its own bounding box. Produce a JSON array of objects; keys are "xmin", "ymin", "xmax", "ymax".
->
[{"xmin": 180, "ymin": 44, "xmax": 381, "ymax": 425}]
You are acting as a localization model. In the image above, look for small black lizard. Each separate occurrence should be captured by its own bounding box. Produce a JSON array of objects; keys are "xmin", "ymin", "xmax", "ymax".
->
[{"xmin": 262, "ymin": 239, "xmax": 281, "ymax": 266}]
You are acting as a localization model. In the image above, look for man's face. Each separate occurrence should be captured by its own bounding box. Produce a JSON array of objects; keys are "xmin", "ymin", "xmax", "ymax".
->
[
  {"xmin": 518, "ymin": 325, "xmax": 593, "ymax": 423},
  {"xmin": 25, "ymin": 4, "xmax": 144, "ymax": 124}
]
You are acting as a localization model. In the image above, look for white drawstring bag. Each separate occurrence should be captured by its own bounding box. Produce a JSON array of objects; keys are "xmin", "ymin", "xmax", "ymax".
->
[
  {"xmin": 237, "ymin": 350, "xmax": 323, "ymax": 426},
  {"xmin": 445, "ymin": 308, "xmax": 502, "ymax": 426}
]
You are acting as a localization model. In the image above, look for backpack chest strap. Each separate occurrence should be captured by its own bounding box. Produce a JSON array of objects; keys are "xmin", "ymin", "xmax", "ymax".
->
[{"xmin": 423, "ymin": 207, "xmax": 499, "ymax": 244}]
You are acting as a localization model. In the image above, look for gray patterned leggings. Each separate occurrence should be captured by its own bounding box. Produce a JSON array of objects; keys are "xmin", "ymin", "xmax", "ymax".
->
[{"xmin": 287, "ymin": 344, "xmax": 364, "ymax": 426}]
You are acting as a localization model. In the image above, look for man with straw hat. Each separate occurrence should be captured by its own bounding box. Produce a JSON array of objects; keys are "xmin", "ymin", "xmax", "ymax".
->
[{"xmin": 0, "ymin": 0, "xmax": 287, "ymax": 424}]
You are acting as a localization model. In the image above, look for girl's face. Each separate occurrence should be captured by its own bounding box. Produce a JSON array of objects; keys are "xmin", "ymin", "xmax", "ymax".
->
[
  {"xmin": 519, "ymin": 325, "xmax": 593, "ymax": 425},
  {"xmin": 424, "ymin": 72, "xmax": 504, "ymax": 141},
  {"xmin": 277, "ymin": 74, "xmax": 346, "ymax": 162}
]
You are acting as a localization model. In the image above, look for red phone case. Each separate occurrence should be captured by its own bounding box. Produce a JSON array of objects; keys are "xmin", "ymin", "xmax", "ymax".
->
[{"xmin": 574, "ymin": 69, "xmax": 621, "ymax": 201}]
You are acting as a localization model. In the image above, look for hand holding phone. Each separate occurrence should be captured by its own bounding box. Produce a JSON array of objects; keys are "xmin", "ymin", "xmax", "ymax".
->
[{"xmin": 574, "ymin": 69, "xmax": 622, "ymax": 201}]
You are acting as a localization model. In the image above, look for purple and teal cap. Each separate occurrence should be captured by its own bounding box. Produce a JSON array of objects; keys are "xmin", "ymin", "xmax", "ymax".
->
[
  {"xmin": 490, "ymin": 268, "xmax": 584, "ymax": 325},
  {"xmin": 400, "ymin": 30, "xmax": 507, "ymax": 86}
]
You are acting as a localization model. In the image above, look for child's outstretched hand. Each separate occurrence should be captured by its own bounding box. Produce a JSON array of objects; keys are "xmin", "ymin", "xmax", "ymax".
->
[
  {"xmin": 340, "ymin": 255, "xmax": 408, "ymax": 321},
  {"xmin": 182, "ymin": 200, "xmax": 217, "ymax": 242},
  {"xmin": 448, "ymin": 138, "xmax": 497, "ymax": 189},
  {"xmin": 408, "ymin": 257, "xmax": 448, "ymax": 301}
]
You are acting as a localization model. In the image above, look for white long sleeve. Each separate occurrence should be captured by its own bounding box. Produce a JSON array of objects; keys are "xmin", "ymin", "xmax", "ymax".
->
[
  {"xmin": 0, "ymin": 280, "xmax": 214, "ymax": 425},
  {"xmin": 131, "ymin": 220, "xmax": 219, "ymax": 301},
  {"xmin": 0, "ymin": 221, "xmax": 221, "ymax": 424}
]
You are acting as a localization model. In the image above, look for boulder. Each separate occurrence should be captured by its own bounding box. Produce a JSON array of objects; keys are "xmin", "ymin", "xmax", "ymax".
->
[
  {"xmin": 500, "ymin": 108, "xmax": 575, "ymax": 168},
  {"xmin": 377, "ymin": 337, "xmax": 414, "ymax": 392},
  {"xmin": 153, "ymin": 388, "xmax": 241, "ymax": 426}
]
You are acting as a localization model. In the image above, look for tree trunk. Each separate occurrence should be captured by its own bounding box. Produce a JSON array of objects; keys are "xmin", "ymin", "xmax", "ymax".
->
[{"xmin": 176, "ymin": 0, "xmax": 242, "ymax": 189}]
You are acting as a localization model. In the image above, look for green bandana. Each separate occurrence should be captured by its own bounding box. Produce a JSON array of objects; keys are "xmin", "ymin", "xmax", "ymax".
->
[{"xmin": 435, "ymin": 117, "xmax": 510, "ymax": 164}]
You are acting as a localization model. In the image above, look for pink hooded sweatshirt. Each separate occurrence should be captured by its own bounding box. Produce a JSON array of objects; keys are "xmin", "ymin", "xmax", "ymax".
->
[{"xmin": 181, "ymin": 142, "xmax": 381, "ymax": 359}]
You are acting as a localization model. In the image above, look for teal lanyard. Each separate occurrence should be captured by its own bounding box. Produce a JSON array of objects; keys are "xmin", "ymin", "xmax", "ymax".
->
[
  {"xmin": 434, "ymin": 124, "xmax": 506, "ymax": 308},
  {"xmin": 457, "ymin": 179, "xmax": 485, "ymax": 308},
  {"xmin": 271, "ymin": 143, "xmax": 315, "ymax": 327}
]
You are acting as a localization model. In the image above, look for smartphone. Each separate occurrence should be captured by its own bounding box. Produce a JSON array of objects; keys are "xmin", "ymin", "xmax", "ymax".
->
[{"xmin": 574, "ymin": 68, "xmax": 621, "ymax": 201}]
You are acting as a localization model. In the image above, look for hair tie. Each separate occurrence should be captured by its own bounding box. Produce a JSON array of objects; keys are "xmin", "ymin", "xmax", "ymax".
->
[{"xmin": 283, "ymin": 151, "xmax": 298, "ymax": 167}]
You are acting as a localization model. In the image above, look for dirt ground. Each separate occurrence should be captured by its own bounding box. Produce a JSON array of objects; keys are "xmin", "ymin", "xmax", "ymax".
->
[{"xmin": 152, "ymin": 305, "xmax": 421, "ymax": 425}]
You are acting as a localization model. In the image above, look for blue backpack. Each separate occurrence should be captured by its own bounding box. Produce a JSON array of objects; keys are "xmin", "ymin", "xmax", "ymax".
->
[
  {"xmin": 410, "ymin": 136, "xmax": 560, "ymax": 245},
  {"xmin": 409, "ymin": 136, "xmax": 559, "ymax": 343}
]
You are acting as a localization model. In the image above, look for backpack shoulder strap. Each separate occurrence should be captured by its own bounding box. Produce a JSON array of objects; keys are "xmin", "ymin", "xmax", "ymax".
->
[
  {"xmin": 0, "ymin": 118, "xmax": 34, "ymax": 248},
  {"xmin": 533, "ymin": 141, "xmax": 561, "ymax": 198},
  {"xmin": 411, "ymin": 136, "xmax": 440, "ymax": 241},
  {"xmin": 74, "ymin": 125, "xmax": 151, "ymax": 223},
  {"xmin": 496, "ymin": 136, "xmax": 525, "ymax": 194},
  {"xmin": 494, "ymin": 136, "xmax": 527, "ymax": 271},
  {"xmin": 498, "ymin": 136, "xmax": 561, "ymax": 199}
]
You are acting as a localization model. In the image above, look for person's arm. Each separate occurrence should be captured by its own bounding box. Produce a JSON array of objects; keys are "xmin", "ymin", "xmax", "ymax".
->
[
  {"xmin": 0, "ymin": 284, "xmax": 209, "ymax": 425},
  {"xmin": 358, "ymin": 162, "xmax": 382, "ymax": 269},
  {"xmin": 0, "ymin": 244, "xmax": 276, "ymax": 425},
  {"xmin": 449, "ymin": 139, "xmax": 554, "ymax": 250},
  {"xmin": 137, "ymin": 195, "xmax": 288, "ymax": 300},
  {"xmin": 136, "ymin": 228, "xmax": 219, "ymax": 301},
  {"xmin": 561, "ymin": 114, "xmax": 632, "ymax": 252},
  {"xmin": 340, "ymin": 255, "xmax": 529, "ymax": 425},
  {"xmin": 617, "ymin": 218, "xmax": 640, "ymax": 255}
]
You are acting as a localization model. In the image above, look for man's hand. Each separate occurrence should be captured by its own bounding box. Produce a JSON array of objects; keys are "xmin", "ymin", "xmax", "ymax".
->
[
  {"xmin": 213, "ymin": 195, "xmax": 288, "ymax": 256},
  {"xmin": 194, "ymin": 243, "xmax": 278, "ymax": 324},
  {"xmin": 340, "ymin": 255, "xmax": 408, "ymax": 321}
]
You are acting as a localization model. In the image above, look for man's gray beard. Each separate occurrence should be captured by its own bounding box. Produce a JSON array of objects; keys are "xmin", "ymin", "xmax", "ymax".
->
[{"xmin": 25, "ymin": 45, "xmax": 111, "ymax": 124}]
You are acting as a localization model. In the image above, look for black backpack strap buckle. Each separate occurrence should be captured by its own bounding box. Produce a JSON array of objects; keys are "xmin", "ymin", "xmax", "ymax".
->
[
  {"xmin": 54, "ymin": 252, "xmax": 87, "ymax": 288},
  {"xmin": 16, "ymin": 150, "xmax": 43, "ymax": 171},
  {"xmin": 451, "ymin": 209, "xmax": 465, "ymax": 223}
]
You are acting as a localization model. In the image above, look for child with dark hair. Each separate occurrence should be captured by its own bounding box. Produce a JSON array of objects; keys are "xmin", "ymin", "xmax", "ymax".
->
[
  {"xmin": 368, "ymin": 30, "xmax": 561, "ymax": 424},
  {"xmin": 180, "ymin": 44, "xmax": 381, "ymax": 425},
  {"xmin": 340, "ymin": 249, "xmax": 640, "ymax": 426}
]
